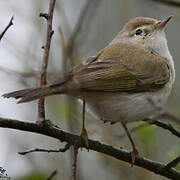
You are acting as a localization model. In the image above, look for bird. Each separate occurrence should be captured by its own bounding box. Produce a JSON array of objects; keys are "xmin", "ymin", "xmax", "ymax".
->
[{"xmin": 3, "ymin": 16, "xmax": 175, "ymax": 163}]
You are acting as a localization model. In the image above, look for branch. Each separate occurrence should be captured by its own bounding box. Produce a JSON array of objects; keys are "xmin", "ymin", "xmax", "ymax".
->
[
  {"xmin": 72, "ymin": 146, "xmax": 78, "ymax": 180},
  {"xmin": 18, "ymin": 143, "xmax": 71, "ymax": 155},
  {"xmin": 0, "ymin": 16, "xmax": 14, "ymax": 41},
  {"xmin": 140, "ymin": 97, "xmax": 180, "ymax": 138},
  {"xmin": 118, "ymin": 119, "xmax": 180, "ymax": 143},
  {"xmin": 147, "ymin": 119, "xmax": 180, "ymax": 138},
  {"xmin": 46, "ymin": 170, "xmax": 57, "ymax": 180},
  {"xmin": 163, "ymin": 156, "xmax": 180, "ymax": 171},
  {"xmin": 0, "ymin": 117, "xmax": 179, "ymax": 179},
  {"xmin": 38, "ymin": 0, "xmax": 56, "ymax": 119}
]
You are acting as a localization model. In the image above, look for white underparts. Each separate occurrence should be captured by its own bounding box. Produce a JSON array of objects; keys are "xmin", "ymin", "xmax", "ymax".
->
[{"xmin": 149, "ymin": 30, "xmax": 175, "ymax": 83}]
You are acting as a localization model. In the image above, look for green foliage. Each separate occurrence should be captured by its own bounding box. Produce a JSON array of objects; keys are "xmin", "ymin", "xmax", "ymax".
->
[
  {"xmin": 135, "ymin": 122, "xmax": 155, "ymax": 145},
  {"xmin": 14, "ymin": 171, "xmax": 47, "ymax": 180},
  {"xmin": 166, "ymin": 147, "xmax": 180, "ymax": 170}
]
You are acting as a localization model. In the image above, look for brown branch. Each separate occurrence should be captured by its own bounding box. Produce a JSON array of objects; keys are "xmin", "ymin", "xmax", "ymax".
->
[
  {"xmin": 142, "ymin": 97, "xmax": 180, "ymax": 138},
  {"xmin": 163, "ymin": 156, "xmax": 180, "ymax": 172},
  {"xmin": 46, "ymin": 170, "xmax": 57, "ymax": 180},
  {"xmin": 0, "ymin": 117, "xmax": 179, "ymax": 179},
  {"xmin": 19, "ymin": 148, "xmax": 60, "ymax": 155},
  {"xmin": 118, "ymin": 118, "xmax": 180, "ymax": 140},
  {"xmin": 0, "ymin": 16, "xmax": 14, "ymax": 41},
  {"xmin": 147, "ymin": 119, "xmax": 180, "ymax": 138},
  {"xmin": 18, "ymin": 143, "xmax": 71, "ymax": 155},
  {"xmin": 72, "ymin": 146, "xmax": 79, "ymax": 180},
  {"xmin": 38, "ymin": 0, "xmax": 56, "ymax": 120}
]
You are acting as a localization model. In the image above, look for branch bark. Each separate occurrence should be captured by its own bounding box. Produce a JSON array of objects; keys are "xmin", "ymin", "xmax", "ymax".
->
[
  {"xmin": 0, "ymin": 16, "xmax": 14, "ymax": 41},
  {"xmin": 18, "ymin": 143, "xmax": 71, "ymax": 155},
  {"xmin": 0, "ymin": 117, "xmax": 179, "ymax": 180},
  {"xmin": 38, "ymin": 0, "xmax": 56, "ymax": 119},
  {"xmin": 72, "ymin": 146, "xmax": 78, "ymax": 180},
  {"xmin": 147, "ymin": 119, "xmax": 180, "ymax": 138},
  {"xmin": 164, "ymin": 156, "xmax": 180, "ymax": 171}
]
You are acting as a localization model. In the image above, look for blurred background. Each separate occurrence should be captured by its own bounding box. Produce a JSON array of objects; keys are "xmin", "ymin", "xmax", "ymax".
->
[{"xmin": 0, "ymin": 0, "xmax": 180, "ymax": 179}]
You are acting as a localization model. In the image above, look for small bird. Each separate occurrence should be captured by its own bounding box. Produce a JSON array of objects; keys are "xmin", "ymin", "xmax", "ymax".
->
[{"xmin": 3, "ymin": 16, "xmax": 175, "ymax": 162}]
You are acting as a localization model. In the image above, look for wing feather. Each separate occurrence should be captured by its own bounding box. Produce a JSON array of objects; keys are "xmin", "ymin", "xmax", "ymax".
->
[{"xmin": 72, "ymin": 43, "xmax": 170, "ymax": 92}]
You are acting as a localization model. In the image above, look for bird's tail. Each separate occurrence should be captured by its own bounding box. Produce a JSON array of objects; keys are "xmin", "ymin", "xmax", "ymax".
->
[{"xmin": 3, "ymin": 85, "xmax": 62, "ymax": 103}]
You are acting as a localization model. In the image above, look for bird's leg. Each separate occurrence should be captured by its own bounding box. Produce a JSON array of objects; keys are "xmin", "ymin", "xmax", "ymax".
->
[
  {"xmin": 80, "ymin": 100, "xmax": 89, "ymax": 149},
  {"xmin": 121, "ymin": 122, "xmax": 138, "ymax": 166}
]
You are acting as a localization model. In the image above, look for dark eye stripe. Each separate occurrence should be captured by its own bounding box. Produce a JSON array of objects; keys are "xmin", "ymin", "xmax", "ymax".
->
[{"xmin": 135, "ymin": 29, "xmax": 143, "ymax": 35}]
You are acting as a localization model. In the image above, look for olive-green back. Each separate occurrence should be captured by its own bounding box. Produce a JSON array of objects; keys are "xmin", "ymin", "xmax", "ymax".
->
[{"xmin": 71, "ymin": 43, "xmax": 170, "ymax": 93}]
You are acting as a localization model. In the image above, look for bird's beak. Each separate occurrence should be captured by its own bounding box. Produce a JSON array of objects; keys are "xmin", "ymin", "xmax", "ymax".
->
[{"xmin": 155, "ymin": 15, "xmax": 173, "ymax": 30}]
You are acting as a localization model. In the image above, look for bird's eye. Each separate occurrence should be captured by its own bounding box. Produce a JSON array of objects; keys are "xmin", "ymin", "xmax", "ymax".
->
[{"xmin": 135, "ymin": 29, "xmax": 143, "ymax": 35}]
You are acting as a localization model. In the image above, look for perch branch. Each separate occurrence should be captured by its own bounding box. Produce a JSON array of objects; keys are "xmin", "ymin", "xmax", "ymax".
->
[
  {"xmin": 0, "ymin": 117, "xmax": 179, "ymax": 180},
  {"xmin": 72, "ymin": 146, "xmax": 79, "ymax": 180},
  {"xmin": 46, "ymin": 170, "xmax": 57, "ymax": 180},
  {"xmin": 18, "ymin": 143, "xmax": 71, "ymax": 155},
  {"xmin": 117, "ymin": 118, "xmax": 180, "ymax": 140},
  {"xmin": 163, "ymin": 156, "xmax": 180, "ymax": 171},
  {"xmin": 147, "ymin": 119, "xmax": 180, "ymax": 138}
]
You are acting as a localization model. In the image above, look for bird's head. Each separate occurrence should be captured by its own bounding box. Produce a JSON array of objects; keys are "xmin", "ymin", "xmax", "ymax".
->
[{"xmin": 112, "ymin": 16, "xmax": 173, "ymax": 57}]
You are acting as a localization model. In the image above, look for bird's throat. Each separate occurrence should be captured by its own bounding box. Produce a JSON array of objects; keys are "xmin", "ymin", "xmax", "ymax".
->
[{"xmin": 150, "ymin": 31, "xmax": 172, "ymax": 60}]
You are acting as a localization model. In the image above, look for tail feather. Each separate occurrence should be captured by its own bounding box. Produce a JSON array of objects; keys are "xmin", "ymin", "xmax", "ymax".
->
[{"xmin": 3, "ymin": 86, "xmax": 53, "ymax": 103}]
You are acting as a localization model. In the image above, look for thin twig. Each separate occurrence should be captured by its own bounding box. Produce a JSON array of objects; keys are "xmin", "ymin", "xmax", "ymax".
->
[
  {"xmin": 147, "ymin": 119, "xmax": 180, "ymax": 138},
  {"xmin": 18, "ymin": 143, "xmax": 71, "ymax": 155},
  {"xmin": 0, "ymin": 117, "xmax": 179, "ymax": 179},
  {"xmin": 163, "ymin": 156, "xmax": 180, "ymax": 172},
  {"xmin": 46, "ymin": 170, "xmax": 57, "ymax": 180},
  {"xmin": 38, "ymin": 0, "xmax": 56, "ymax": 120},
  {"xmin": 82, "ymin": 100, "xmax": 86, "ymax": 130},
  {"xmin": 0, "ymin": 16, "xmax": 14, "ymax": 41},
  {"xmin": 118, "ymin": 117, "xmax": 180, "ymax": 140},
  {"xmin": 72, "ymin": 146, "xmax": 79, "ymax": 180},
  {"xmin": 19, "ymin": 148, "xmax": 60, "ymax": 155}
]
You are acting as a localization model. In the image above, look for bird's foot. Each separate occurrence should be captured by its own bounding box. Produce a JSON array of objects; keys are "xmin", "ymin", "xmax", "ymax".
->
[{"xmin": 130, "ymin": 146, "xmax": 139, "ymax": 166}]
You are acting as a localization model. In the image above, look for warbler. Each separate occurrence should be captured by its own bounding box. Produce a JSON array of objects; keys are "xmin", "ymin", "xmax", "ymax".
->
[{"xmin": 3, "ymin": 16, "xmax": 175, "ymax": 159}]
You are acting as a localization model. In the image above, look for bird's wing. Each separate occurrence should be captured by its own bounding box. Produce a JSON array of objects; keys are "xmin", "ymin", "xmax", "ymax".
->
[{"xmin": 71, "ymin": 43, "xmax": 170, "ymax": 92}]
